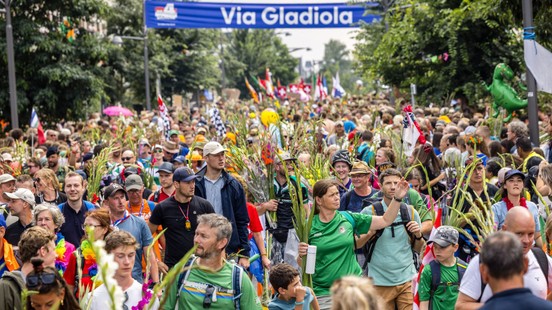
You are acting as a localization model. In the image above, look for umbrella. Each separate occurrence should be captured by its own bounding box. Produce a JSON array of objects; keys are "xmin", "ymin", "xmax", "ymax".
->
[{"xmin": 103, "ymin": 106, "xmax": 134, "ymax": 117}]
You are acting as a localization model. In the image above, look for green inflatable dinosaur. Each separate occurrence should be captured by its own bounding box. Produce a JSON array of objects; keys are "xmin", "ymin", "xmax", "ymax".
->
[{"xmin": 485, "ymin": 63, "xmax": 528, "ymax": 122}]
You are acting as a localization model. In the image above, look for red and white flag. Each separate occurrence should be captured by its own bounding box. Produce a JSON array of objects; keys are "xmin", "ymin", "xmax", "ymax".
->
[
  {"xmin": 403, "ymin": 105, "xmax": 427, "ymax": 156},
  {"xmin": 157, "ymin": 95, "xmax": 171, "ymax": 140},
  {"xmin": 315, "ymin": 74, "xmax": 328, "ymax": 100},
  {"xmin": 413, "ymin": 207, "xmax": 442, "ymax": 310},
  {"xmin": 30, "ymin": 108, "xmax": 46, "ymax": 145}
]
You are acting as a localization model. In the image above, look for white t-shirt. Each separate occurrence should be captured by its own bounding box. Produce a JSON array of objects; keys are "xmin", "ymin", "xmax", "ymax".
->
[
  {"xmin": 459, "ymin": 250, "xmax": 552, "ymax": 302},
  {"xmin": 88, "ymin": 279, "xmax": 159, "ymax": 310}
]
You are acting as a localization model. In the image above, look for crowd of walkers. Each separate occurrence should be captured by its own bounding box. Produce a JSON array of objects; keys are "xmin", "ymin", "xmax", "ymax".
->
[{"xmin": 0, "ymin": 97, "xmax": 551, "ymax": 309}]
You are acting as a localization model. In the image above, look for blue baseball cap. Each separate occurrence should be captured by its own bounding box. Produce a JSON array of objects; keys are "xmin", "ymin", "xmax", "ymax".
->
[
  {"xmin": 173, "ymin": 167, "xmax": 199, "ymax": 182},
  {"xmin": 173, "ymin": 155, "xmax": 186, "ymax": 164}
]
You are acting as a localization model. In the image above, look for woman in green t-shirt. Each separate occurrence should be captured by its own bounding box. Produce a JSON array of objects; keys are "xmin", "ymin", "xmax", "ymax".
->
[{"xmin": 298, "ymin": 178, "xmax": 409, "ymax": 305}]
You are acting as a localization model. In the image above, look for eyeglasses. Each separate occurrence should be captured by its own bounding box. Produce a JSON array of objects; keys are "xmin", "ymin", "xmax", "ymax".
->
[
  {"xmin": 121, "ymin": 157, "xmax": 133, "ymax": 161},
  {"xmin": 82, "ymin": 224, "xmax": 102, "ymax": 230},
  {"xmin": 203, "ymin": 285, "xmax": 215, "ymax": 308},
  {"xmin": 154, "ymin": 149, "xmax": 163, "ymax": 153},
  {"xmin": 27, "ymin": 272, "xmax": 57, "ymax": 288},
  {"xmin": 28, "ymin": 165, "xmax": 36, "ymax": 168}
]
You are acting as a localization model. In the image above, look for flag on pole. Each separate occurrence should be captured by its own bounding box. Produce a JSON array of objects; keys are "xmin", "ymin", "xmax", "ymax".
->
[
  {"xmin": 263, "ymin": 68, "xmax": 275, "ymax": 98},
  {"xmin": 413, "ymin": 207, "xmax": 442, "ymax": 310},
  {"xmin": 314, "ymin": 74, "xmax": 328, "ymax": 101},
  {"xmin": 402, "ymin": 105, "xmax": 427, "ymax": 156},
  {"xmin": 157, "ymin": 95, "xmax": 171, "ymax": 140},
  {"xmin": 245, "ymin": 78, "xmax": 260, "ymax": 103},
  {"xmin": 332, "ymin": 72, "xmax": 346, "ymax": 98},
  {"xmin": 209, "ymin": 107, "xmax": 226, "ymax": 137},
  {"xmin": 30, "ymin": 108, "xmax": 46, "ymax": 145}
]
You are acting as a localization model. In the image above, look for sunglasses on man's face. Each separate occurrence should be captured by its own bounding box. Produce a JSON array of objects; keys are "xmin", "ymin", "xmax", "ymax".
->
[
  {"xmin": 122, "ymin": 157, "xmax": 132, "ymax": 161},
  {"xmin": 27, "ymin": 272, "xmax": 57, "ymax": 288},
  {"xmin": 154, "ymin": 149, "xmax": 163, "ymax": 153},
  {"xmin": 203, "ymin": 285, "xmax": 215, "ymax": 308}
]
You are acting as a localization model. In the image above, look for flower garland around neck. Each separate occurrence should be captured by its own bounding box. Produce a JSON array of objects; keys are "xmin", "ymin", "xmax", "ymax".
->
[
  {"xmin": 503, "ymin": 196, "xmax": 527, "ymax": 211},
  {"xmin": 80, "ymin": 240, "xmax": 99, "ymax": 282},
  {"xmin": 132, "ymin": 280, "xmax": 154, "ymax": 310},
  {"xmin": 55, "ymin": 232, "xmax": 67, "ymax": 273}
]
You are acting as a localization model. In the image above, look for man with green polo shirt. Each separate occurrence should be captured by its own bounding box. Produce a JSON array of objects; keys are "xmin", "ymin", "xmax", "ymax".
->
[{"xmin": 163, "ymin": 213, "xmax": 261, "ymax": 310}]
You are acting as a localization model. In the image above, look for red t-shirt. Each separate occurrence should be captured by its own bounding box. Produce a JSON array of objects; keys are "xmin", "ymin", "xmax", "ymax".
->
[
  {"xmin": 247, "ymin": 202, "xmax": 263, "ymax": 240},
  {"xmin": 149, "ymin": 188, "xmax": 174, "ymax": 203}
]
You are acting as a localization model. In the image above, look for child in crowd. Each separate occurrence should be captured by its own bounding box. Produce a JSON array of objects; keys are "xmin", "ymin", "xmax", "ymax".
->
[
  {"xmin": 418, "ymin": 226, "xmax": 466, "ymax": 310},
  {"xmin": 269, "ymin": 263, "xmax": 319, "ymax": 310}
]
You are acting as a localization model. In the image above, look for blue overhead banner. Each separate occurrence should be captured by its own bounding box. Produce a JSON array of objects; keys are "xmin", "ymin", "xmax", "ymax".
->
[{"xmin": 145, "ymin": 2, "xmax": 381, "ymax": 29}]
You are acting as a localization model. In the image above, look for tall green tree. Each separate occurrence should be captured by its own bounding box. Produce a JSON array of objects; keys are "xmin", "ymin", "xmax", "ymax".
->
[
  {"xmin": 354, "ymin": 0, "xmax": 552, "ymax": 105},
  {"xmin": 221, "ymin": 29, "xmax": 298, "ymax": 98},
  {"xmin": 320, "ymin": 39, "xmax": 363, "ymax": 93},
  {"xmin": 0, "ymin": 0, "xmax": 112, "ymax": 124}
]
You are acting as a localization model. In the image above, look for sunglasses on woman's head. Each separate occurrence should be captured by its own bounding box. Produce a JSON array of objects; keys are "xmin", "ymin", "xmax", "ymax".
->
[{"xmin": 27, "ymin": 272, "xmax": 56, "ymax": 288}]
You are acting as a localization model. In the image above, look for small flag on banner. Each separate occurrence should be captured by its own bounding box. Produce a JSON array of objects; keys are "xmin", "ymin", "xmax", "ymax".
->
[
  {"xmin": 157, "ymin": 95, "xmax": 171, "ymax": 140},
  {"xmin": 30, "ymin": 108, "xmax": 46, "ymax": 145}
]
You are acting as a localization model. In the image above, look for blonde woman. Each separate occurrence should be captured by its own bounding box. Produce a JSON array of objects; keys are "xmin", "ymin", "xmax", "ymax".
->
[
  {"xmin": 34, "ymin": 168, "xmax": 67, "ymax": 205},
  {"xmin": 331, "ymin": 276, "xmax": 381, "ymax": 310}
]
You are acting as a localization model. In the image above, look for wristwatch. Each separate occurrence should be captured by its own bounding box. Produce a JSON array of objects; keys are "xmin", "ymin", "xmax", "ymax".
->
[{"xmin": 393, "ymin": 196, "xmax": 403, "ymax": 202}]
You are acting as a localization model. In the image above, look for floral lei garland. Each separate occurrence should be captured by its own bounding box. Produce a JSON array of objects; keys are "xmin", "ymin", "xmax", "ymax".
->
[
  {"xmin": 55, "ymin": 233, "xmax": 68, "ymax": 273},
  {"xmin": 80, "ymin": 240, "xmax": 99, "ymax": 279}
]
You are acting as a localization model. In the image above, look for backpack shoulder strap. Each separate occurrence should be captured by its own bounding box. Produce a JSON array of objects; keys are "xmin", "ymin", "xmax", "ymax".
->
[
  {"xmin": 456, "ymin": 258, "xmax": 468, "ymax": 283},
  {"xmin": 343, "ymin": 191, "xmax": 353, "ymax": 211},
  {"xmin": 339, "ymin": 211, "xmax": 357, "ymax": 249},
  {"xmin": 339, "ymin": 211, "xmax": 356, "ymax": 231},
  {"xmin": 83, "ymin": 201, "xmax": 96, "ymax": 211},
  {"xmin": 429, "ymin": 260, "xmax": 441, "ymax": 309},
  {"xmin": 531, "ymin": 247, "xmax": 549, "ymax": 286},
  {"xmin": 363, "ymin": 202, "xmax": 385, "ymax": 267},
  {"xmin": 399, "ymin": 203, "xmax": 411, "ymax": 223},
  {"xmin": 153, "ymin": 190, "xmax": 160, "ymax": 203},
  {"xmin": 176, "ymin": 256, "xmax": 197, "ymax": 298},
  {"xmin": 232, "ymin": 264, "xmax": 243, "ymax": 310}
]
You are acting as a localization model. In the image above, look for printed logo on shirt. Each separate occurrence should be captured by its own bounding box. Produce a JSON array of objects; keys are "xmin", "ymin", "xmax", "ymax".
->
[{"xmin": 339, "ymin": 226, "xmax": 346, "ymax": 234}]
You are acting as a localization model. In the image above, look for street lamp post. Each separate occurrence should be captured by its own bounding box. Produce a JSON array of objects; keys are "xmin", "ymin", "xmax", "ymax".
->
[
  {"xmin": 2, "ymin": 0, "xmax": 19, "ymax": 128},
  {"xmin": 112, "ymin": 34, "xmax": 151, "ymax": 111},
  {"xmin": 288, "ymin": 47, "xmax": 311, "ymax": 80}
]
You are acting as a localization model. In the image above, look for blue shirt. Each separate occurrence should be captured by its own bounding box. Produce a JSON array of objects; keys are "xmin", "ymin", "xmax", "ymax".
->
[
  {"xmin": 204, "ymin": 175, "xmax": 224, "ymax": 215},
  {"xmin": 492, "ymin": 200, "xmax": 541, "ymax": 232},
  {"xmin": 116, "ymin": 214, "xmax": 153, "ymax": 283},
  {"xmin": 480, "ymin": 288, "xmax": 552, "ymax": 310},
  {"xmin": 268, "ymin": 286, "xmax": 314, "ymax": 310}
]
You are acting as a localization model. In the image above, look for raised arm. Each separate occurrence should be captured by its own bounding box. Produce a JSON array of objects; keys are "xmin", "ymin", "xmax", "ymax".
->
[{"xmin": 370, "ymin": 179, "xmax": 410, "ymax": 231}]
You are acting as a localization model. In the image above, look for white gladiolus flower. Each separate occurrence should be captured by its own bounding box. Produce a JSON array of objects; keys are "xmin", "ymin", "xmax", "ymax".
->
[{"xmin": 92, "ymin": 240, "xmax": 124, "ymax": 310}]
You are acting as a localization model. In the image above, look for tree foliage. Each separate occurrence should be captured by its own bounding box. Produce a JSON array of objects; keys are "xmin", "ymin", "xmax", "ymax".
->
[
  {"xmin": 320, "ymin": 39, "xmax": 362, "ymax": 93},
  {"xmin": 354, "ymin": 0, "xmax": 552, "ymax": 105},
  {"xmin": 221, "ymin": 29, "xmax": 298, "ymax": 97},
  {"xmin": 0, "ymin": 0, "xmax": 112, "ymax": 123}
]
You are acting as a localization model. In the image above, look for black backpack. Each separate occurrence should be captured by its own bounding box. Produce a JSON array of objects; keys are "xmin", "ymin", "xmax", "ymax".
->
[
  {"xmin": 363, "ymin": 201, "xmax": 414, "ymax": 269},
  {"xmin": 428, "ymin": 258, "xmax": 467, "ymax": 310}
]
